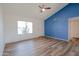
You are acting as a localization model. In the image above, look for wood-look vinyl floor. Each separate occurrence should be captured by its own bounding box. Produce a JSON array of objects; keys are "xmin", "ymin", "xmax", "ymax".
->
[{"xmin": 3, "ymin": 36, "xmax": 79, "ymax": 56}]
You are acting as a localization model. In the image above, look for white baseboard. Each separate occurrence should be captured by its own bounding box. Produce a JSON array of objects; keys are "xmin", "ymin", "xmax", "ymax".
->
[{"xmin": 45, "ymin": 35, "xmax": 68, "ymax": 42}]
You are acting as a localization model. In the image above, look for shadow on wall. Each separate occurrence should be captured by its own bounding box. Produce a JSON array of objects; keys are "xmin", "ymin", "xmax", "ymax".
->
[{"xmin": 0, "ymin": 5, "xmax": 5, "ymax": 56}]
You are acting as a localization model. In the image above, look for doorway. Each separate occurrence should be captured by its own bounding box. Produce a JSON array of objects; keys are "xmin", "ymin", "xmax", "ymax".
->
[{"xmin": 68, "ymin": 17, "xmax": 79, "ymax": 40}]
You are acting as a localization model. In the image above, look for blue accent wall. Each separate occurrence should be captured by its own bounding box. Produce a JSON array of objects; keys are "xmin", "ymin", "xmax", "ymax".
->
[{"xmin": 45, "ymin": 3, "xmax": 79, "ymax": 41}]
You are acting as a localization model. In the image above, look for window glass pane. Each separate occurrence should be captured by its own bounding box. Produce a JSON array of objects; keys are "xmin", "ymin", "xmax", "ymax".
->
[{"xmin": 17, "ymin": 21, "xmax": 33, "ymax": 35}]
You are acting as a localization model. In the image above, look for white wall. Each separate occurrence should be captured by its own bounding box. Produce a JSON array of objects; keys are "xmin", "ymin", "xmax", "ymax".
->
[
  {"xmin": 3, "ymin": 5, "xmax": 44, "ymax": 43},
  {"xmin": 3, "ymin": 3, "xmax": 67, "ymax": 43},
  {"xmin": 0, "ymin": 5, "xmax": 5, "ymax": 56}
]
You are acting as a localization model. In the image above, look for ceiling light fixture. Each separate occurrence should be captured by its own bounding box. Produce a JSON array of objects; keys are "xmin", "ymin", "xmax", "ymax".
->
[{"xmin": 39, "ymin": 4, "xmax": 51, "ymax": 13}]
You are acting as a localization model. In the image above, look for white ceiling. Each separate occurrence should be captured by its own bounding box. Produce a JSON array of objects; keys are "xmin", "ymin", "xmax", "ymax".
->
[{"xmin": 3, "ymin": 3, "xmax": 68, "ymax": 20}]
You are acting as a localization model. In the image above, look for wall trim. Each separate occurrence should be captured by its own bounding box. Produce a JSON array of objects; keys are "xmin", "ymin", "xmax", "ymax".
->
[
  {"xmin": 68, "ymin": 17, "xmax": 79, "ymax": 41},
  {"xmin": 6, "ymin": 36, "xmax": 43, "ymax": 44},
  {"xmin": 45, "ymin": 35, "xmax": 69, "ymax": 42}
]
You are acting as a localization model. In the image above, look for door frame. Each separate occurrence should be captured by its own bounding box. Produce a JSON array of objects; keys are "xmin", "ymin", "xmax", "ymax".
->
[{"xmin": 68, "ymin": 17, "xmax": 79, "ymax": 41}]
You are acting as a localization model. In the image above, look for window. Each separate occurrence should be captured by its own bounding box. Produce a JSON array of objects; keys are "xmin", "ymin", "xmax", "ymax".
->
[{"xmin": 17, "ymin": 21, "xmax": 33, "ymax": 35}]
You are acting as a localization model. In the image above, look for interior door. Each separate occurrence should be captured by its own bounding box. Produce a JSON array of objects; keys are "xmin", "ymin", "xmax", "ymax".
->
[{"xmin": 70, "ymin": 20, "xmax": 79, "ymax": 39}]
